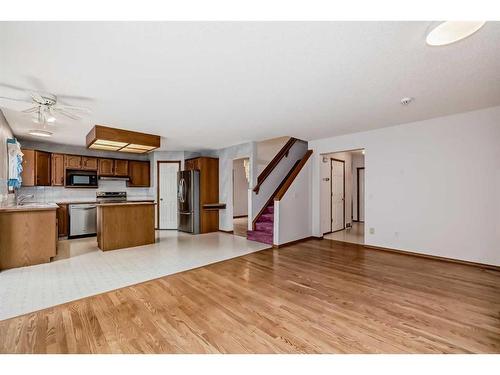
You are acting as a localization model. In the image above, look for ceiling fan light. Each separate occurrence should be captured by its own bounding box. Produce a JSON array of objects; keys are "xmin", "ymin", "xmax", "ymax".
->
[
  {"xmin": 28, "ymin": 129, "xmax": 53, "ymax": 137},
  {"xmin": 46, "ymin": 116, "xmax": 56, "ymax": 123},
  {"xmin": 426, "ymin": 21, "xmax": 486, "ymax": 46}
]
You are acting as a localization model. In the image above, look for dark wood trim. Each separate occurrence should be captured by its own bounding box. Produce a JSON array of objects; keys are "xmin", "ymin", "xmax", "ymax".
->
[
  {"xmin": 253, "ymin": 137, "xmax": 298, "ymax": 194},
  {"xmin": 274, "ymin": 150, "xmax": 313, "ymax": 201},
  {"xmin": 156, "ymin": 160, "xmax": 181, "ymax": 230},
  {"xmin": 330, "ymin": 158, "xmax": 345, "ymax": 232},
  {"xmin": 356, "ymin": 167, "xmax": 365, "ymax": 223},
  {"xmin": 233, "ymin": 215, "xmax": 248, "ymax": 219}
]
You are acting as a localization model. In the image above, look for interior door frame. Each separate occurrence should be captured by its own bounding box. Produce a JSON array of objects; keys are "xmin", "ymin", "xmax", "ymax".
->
[
  {"xmin": 330, "ymin": 158, "xmax": 345, "ymax": 233},
  {"xmin": 157, "ymin": 160, "xmax": 181, "ymax": 230},
  {"xmin": 356, "ymin": 167, "xmax": 365, "ymax": 223}
]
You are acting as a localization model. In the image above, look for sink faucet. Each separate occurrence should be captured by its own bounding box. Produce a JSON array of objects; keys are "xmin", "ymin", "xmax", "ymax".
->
[{"xmin": 14, "ymin": 190, "xmax": 34, "ymax": 205}]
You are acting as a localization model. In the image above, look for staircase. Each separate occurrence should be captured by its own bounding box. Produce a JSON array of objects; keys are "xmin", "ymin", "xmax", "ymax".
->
[{"xmin": 247, "ymin": 203, "xmax": 274, "ymax": 245}]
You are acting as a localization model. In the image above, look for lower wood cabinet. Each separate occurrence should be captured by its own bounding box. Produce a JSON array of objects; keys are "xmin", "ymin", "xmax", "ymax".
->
[{"xmin": 56, "ymin": 204, "xmax": 69, "ymax": 237}]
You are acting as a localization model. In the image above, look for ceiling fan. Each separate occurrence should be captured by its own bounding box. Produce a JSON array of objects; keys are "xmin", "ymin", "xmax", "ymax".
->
[{"xmin": 0, "ymin": 91, "xmax": 91, "ymax": 124}]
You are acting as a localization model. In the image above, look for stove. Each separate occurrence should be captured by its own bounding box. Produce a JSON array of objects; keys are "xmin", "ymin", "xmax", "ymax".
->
[{"xmin": 96, "ymin": 191, "xmax": 127, "ymax": 203}]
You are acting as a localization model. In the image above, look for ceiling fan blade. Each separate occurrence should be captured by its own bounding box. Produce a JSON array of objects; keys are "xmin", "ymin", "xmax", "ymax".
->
[
  {"xmin": 55, "ymin": 104, "xmax": 91, "ymax": 114},
  {"xmin": 0, "ymin": 95, "xmax": 32, "ymax": 104},
  {"xmin": 30, "ymin": 91, "xmax": 45, "ymax": 103},
  {"xmin": 22, "ymin": 106, "xmax": 40, "ymax": 114},
  {"xmin": 52, "ymin": 107, "xmax": 82, "ymax": 120}
]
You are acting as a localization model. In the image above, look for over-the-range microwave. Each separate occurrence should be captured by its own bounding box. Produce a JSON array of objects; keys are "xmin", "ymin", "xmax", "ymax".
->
[{"xmin": 66, "ymin": 170, "xmax": 98, "ymax": 187}]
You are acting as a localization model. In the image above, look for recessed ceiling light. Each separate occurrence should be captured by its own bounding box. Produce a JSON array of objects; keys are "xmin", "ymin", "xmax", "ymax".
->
[
  {"xmin": 426, "ymin": 21, "xmax": 486, "ymax": 46},
  {"xmin": 28, "ymin": 129, "xmax": 53, "ymax": 137}
]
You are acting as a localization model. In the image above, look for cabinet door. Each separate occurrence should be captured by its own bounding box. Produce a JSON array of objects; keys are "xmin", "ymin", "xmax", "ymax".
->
[
  {"xmin": 21, "ymin": 149, "xmax": 35, "ymax": 186},
  {"xmin": 51, "ymin": 153, "xmax": 65, "ymax": 186},
  {"xmin": 64, "ymin": 155, "xmax": 82, "ymax": 169},
  {"xmin": 128, "ymin": 161, "xmax": 150, "ymax": 187},
  {"xmin": 114, "ymin": 159, "xmax": 129, "ymax": 176},
  {"xmin": 57, "ymin": 204, "xmax": 68, "ymax": 237},
  {"xmin": 98, "ymin": 158, "xmax": 114, "ymax": 176},
  {"xmin": 81, "ymin": 157, "xmax": 98, "ymax": 170},
  {"xmin": 35, "ymin": 151, "xmax": 51, "ymax": 186}
]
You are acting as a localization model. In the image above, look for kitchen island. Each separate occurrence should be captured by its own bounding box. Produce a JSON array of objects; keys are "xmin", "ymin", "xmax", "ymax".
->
[{"xmin": 96, "ymin": 202, "xmax": 156, "ymax": 251}]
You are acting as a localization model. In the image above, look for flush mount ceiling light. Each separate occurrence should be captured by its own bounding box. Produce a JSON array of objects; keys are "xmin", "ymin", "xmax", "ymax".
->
[
  {"xmin": 28, "ymin": 129, "xmax": 53, "ymax": 137},
  {"xmin": 86, "ymin": 125, "xmax": 160, "ymax": 153},
  {"xmin": 426, "ymin": 21, "xmax": 486, "ymax": 46}
]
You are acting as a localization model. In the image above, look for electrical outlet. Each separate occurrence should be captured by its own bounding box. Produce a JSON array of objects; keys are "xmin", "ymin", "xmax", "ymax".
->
[{"xmin": 369, "ymin": 227, "xmax": 375, "ymax": 235}]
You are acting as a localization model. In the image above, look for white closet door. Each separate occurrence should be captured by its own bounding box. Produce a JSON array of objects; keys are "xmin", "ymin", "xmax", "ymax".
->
[
  {"xmin": 331, "ymin": 159, "xmax": 345, "ymax": 232},
  {"xmin": 358, "ymin": 168, "xmax": 365, "ymax": 222},
  {"xmin": 159, "ymin": 162, "xmax": 179, "ymax": 229}
]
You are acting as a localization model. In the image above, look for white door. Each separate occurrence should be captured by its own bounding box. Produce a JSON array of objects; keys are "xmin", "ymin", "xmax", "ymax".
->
[
  {"xmin": 358, "ymin": 168, "xmax": 365, "ymax": 222},
  {"xmin": 331, "ymin": 159, "xmax": 345, "ymax": 232},
  {"xmin": 159, "ymin": 162, "xmax": 180, "ymax": 229}
]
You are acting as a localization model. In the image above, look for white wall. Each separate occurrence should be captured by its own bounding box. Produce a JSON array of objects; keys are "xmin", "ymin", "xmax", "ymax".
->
[
  {"xmin": 310, "ymin": 106, "xmax": 500, "ymax": 266},
  {"xmin": 233, "ymin": 158, "xmax": 249, "ymax": 217},
  {"xmin": 256, "ymin": 136, "xmax": 290, "ymax": 174},
  {"xmin": 274, "ymin": 156, "xmax": 313, "ymax": 245},
  {"xmin": 0, "ymin": 110, "xmax": 14, "ymax": 202}
]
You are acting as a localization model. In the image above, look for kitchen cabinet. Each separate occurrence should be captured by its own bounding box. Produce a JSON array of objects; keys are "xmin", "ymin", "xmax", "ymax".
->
[
  {"xmin": 114, "ymin": 159, "xmax": 129, "ymax": 176},
  {"xmin": 128, "ymin": 160, "xmax": 150, "ymax": 187},
  {"xmin": 64, "ymin": 155, "xmax": 82, "ymax": 169},
  {"xmin": 81, "ymin": 157, "xmax": 98, "ymax": 170},
  {"xmin": 56, "ymin": 203, "xmax": 68, "ymax": 237},
  {"xmin": 21, "ymin": 149, "xmax": 51, "ymax": 186},
  {"xmin": 98, "ymin": 158, "xmax": 114, "ymax": 176},
  {"xmin": 51, "ymin": 153, "xmax": 65, "ymax": 186}
]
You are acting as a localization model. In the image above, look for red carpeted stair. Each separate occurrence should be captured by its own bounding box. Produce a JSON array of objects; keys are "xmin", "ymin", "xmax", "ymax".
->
[{"xmin": 247, "ymin": 203, "xmax": 274, "ymax": 245}]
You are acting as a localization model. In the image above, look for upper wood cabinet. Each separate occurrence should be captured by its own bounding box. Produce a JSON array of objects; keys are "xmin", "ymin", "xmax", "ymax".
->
[
  {"xmin": 81, "ymin": 157, "xmax": 98, "ymax": 170},
  {"xmin": 51, "ymin": 153, "xmax": 65, "ymax": 186},
  {"xmin": 35, "ymin": 151, "xmax": 51, "ymax": 186},
  {"xmin": 98, "ymin": 158, "xmax": 114, "ymax": 176},
  {"xmin": 64, "ymin": 155, "xmax": 82, "ymax": 169},
  {"xmin": 21, "ymin": 149, "xmax": 51, "ymax": 187},
  {"xmin": 128, "ymin": 161, "xmax": 150, "ymax": 187},
  {"xmin": 114, "ymin": 159, "xmax": 129, "ymax": 177}
]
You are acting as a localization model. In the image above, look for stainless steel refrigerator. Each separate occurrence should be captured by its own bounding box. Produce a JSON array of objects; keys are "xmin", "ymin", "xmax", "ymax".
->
[{"xmin": 177, "ymin": 170, "xmax": 200, "ymax": 234}]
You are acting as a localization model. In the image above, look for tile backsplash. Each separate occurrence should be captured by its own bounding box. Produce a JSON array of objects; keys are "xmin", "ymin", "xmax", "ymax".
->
[{"xmin": 20, "ymin": 179, "xmax": 154, "ymax": 203}]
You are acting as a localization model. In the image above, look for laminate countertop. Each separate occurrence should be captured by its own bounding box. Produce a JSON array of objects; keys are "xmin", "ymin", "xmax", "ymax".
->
[
  {"xmin": 96, "ymin": 201, "xmax": 156, "ymax": 207},
  {"xmin": 0, "ymin": 203, "xmax": 59, "ymax": 213},
  {"xmin": 56, "ymin": 199, "xmax": 155, "ymax": 205}
]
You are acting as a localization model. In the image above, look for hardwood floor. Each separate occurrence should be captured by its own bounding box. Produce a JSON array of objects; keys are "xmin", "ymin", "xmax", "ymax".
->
[{"xmin": 0, "ymin": 239, "xmax": 499, "ymax": 353}]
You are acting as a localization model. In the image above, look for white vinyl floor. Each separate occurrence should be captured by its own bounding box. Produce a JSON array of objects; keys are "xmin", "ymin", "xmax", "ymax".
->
[{"xmin": 0, "ymin": 231, "xmax": 269, "ymax": 321}]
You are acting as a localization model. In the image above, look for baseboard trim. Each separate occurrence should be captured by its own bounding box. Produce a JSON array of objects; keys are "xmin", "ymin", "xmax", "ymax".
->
[
  {"xmin": 273, "ymin": 236, "xmax": 323, "ymax": 249},
  {"xmin": 218, "ymin": 229, "xmax": 234, "ymax": 234},
  {"xmin": 324, "ymin": 238, "xmax": 500, "ymax": 271},
  {"xmin": 233, "ymin": 215, "xmax": 248, "ymax": 219}
]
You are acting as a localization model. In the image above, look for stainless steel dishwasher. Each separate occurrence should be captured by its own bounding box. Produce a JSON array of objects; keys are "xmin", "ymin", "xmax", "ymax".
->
[{"xmin": 69, "ymin": 203, "xmax": 97, "ymax": 237}]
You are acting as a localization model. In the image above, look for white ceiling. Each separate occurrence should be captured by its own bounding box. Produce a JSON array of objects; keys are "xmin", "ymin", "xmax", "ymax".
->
[{"xmin": 1, "ymin": 21, "xmax": 499, "ymax": 151}]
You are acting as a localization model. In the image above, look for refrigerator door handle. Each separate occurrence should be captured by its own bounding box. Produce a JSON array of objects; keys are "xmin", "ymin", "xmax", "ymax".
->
[{"xmin": 178, "ymin": 178, "xmax": 185, "ymax": 203}]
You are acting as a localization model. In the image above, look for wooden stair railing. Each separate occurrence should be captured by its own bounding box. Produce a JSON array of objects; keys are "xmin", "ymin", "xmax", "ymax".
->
[
  {"xmin": 274, "ymin": 150, "xmax": 313, "ymax": 201},
  {"xmin": 253, "ymin": 137, "xmax": 298, "ymax": 194},
  {"xmin": 251, "ymin": 158, "xmax": 301, "ymax": 230}
]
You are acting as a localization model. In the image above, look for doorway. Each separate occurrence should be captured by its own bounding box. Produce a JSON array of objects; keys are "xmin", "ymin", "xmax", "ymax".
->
[
  {"xmin": 321, "ymin": 149, "xmax": 365, "ymax": 245},
  {"xmin": 331, "ymin": 158, "xmax": 345, "ymax": 232},
  {"xmin": 233, "ymin": 157, "xmax": 249, "ymax": 237},
  {"xmin": 157, "ymin": 161, "xmax": 181, "ymax": 230}
]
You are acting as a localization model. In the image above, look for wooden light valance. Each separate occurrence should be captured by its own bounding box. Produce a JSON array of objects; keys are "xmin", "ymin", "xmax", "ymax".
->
[{"xmin": 86, "ymin": 125, "xmax": 160, "ymax": 154}]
